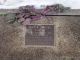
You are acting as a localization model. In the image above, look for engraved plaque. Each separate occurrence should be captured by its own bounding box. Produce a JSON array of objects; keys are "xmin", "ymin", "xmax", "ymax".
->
[{"xmin": 25, "ymin": 25, "xmax": 54, "ymax": 46}]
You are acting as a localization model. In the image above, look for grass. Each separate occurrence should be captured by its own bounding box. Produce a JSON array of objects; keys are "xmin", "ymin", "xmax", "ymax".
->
[{"xmin": 0, "ymin": 13, "xmax": 7, "ymax": 16}]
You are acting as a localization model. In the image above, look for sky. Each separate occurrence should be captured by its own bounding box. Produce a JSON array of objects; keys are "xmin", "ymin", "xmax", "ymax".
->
[{"xmin": 0, "ymin": 0, "xmax": 80, "ymax": 9}]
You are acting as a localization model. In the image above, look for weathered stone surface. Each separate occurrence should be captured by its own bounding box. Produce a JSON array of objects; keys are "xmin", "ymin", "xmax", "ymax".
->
[{"xmin": 0, "ymin": 15, "xmax": 80, "ymax": 60}]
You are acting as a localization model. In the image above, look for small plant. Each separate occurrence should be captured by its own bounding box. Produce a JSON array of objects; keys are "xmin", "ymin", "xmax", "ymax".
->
[
  {"xmin": 6, "ymin": 13, "xmax": 17, "ymax": 24},
  {"xmin": 0, "ymin": 13, "xmax": 7, "ymax": 16}
]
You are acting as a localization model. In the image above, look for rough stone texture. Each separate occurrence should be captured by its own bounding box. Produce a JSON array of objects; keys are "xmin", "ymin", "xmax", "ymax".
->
[
  {"xmin": 54, "ymin": 16, "xmax": 80, "ymax": 56},
  {"xmin": 0, "ymin": 15, "xmax": 80, "ymax": 60}
]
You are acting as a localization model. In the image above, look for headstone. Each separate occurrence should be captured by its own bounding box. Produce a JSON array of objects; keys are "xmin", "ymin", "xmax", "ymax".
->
[{"xmin": 25, "ymin": 25, "xmax": 54, "ymax": 46}]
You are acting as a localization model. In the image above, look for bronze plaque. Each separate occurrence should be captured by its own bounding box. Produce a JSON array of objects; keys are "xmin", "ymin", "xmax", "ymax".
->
[{"xmin": 25, "ymin": 25, "xmax": 54, "ymax": 46}]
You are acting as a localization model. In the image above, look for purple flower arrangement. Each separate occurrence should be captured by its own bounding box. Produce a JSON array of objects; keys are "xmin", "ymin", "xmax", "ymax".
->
[{"xmin": 16, "ymin": 4, "xmax": 70, "ymax": 25}]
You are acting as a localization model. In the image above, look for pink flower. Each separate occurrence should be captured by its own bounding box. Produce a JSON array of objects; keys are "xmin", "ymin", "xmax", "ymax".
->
[
  {"xmin": 22, "ymin": 18, "xmax": 31, "ymax": 25},
  {"xmin": 18, "ymin": 18, "xmax": 25, "ymax": 23}
]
